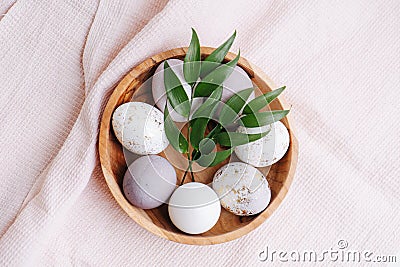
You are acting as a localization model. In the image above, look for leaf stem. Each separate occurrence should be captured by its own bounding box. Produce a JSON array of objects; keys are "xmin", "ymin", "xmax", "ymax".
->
[
  {"xmin": 187, "ymin": 152, "xmax": 195, "ymax": 182},
  {"xmin": 186, "ymin": 90, "xmax": 197, "ymax": 183},
  {"xmin": 180, "ymin": 167, "xmax": 189, "ymax": 185},
  {"xmin": 181, "ymin": 160, "xmax": 194, "ymax": 185},
  {"xmin": 189, "ymin": 162, "xmax": 194, "ymax": 182}
]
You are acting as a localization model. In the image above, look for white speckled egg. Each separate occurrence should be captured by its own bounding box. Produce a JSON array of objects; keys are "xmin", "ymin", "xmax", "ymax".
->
[
  {"xmin": 112, "ymin": 102, "xmax": 169, "ymax": 155},
  {"xmin": 222, "ymin": 66, "xmax": 255, "ymax": 103},
  {"xmin": 234, "ymin": 121, "xmax": 290, "ymax": 167},
  {"xmin": 123, "ymin": 155, "xmax": 177, "ymax": 209},
  {"xmin": 168, "ymin": 182, "xmax": 221, "ymax": 234},
  {"xmin": 152, "ymin": 59, "xmax": 202, "ymax": 122},
  {"xmin": 212, "ymin": 162, "xmax": 271, "ymax": 216}
]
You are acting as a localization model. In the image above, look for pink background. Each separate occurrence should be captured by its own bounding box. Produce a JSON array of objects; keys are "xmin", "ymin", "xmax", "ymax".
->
[{"xmin": 0, "ymin": 0, "xmax": 399, "ymax": 265}]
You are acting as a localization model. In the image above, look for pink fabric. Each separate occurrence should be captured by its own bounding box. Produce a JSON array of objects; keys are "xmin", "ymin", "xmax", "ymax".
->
[{"xmin": 1, "ymin": 0, "xmax": 399, "ymax": 265}]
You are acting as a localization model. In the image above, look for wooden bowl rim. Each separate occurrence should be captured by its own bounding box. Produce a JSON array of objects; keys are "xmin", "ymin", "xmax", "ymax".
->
[{"xmin": 99, "ymin": 47, "xmax": 298, "ymax": 245}]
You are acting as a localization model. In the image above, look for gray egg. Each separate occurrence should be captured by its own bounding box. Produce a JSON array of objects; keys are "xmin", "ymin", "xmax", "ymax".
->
[{"xmin": 123, "ymin": 155, "xmax": 177, "ymax": 209}]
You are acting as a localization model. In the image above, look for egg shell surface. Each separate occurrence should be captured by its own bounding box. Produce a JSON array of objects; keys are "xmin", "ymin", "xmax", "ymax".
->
[
  {"xmin": 215, "ymin": 66, "xmax": 255, "ymax": 125},
  {"xmin": 123, "ymin": 155, "xmax": 177, "ymax": 209},
  {"xmin": 234, "ymin": 121, "xmax": 290, "ymax": 167},
  {"xmin": 112, "ymin": 102, "xmax": 169, "ymax": 155},
  {"xmin": 212, "ymin": 162, "xmax": 271, "ymax": 216},
  {"xmin": 168, "ymin": 182, "xmax": 221, "ymax": 234},
  {"xmin": 222, "ymin": 65, "xmax": 255, "ymax": 102}
]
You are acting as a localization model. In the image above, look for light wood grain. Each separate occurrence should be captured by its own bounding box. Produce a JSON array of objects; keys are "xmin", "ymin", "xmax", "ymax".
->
[{"xmin": 99, "ymin": 47, "xmax": 299, "ymax": 245}]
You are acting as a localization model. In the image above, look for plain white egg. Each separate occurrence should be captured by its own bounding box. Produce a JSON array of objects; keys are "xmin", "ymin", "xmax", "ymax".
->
[
  {"xmin": 123, "ymin": 155, "xmax": 177, "ymax": 209},
  {"xmin": 234, "ymin": 121, "xmax": 290, "ymax": 167},
  {"xmin": 152, "ymin": 59, "xmax": 202, "ymax": 122},
  {"xmin": 212, "ymin": 162, "xmax": 271, "ymax": 216},
  {"xmin": 112, "ymin": 102, "xmax": 169, "ymax": 155},
  {"xmin": 168, "ymin": 182, "xmax": 221, "ymax": 234}
]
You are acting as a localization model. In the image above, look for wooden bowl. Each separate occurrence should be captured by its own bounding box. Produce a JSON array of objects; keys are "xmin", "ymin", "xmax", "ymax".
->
[{"xmin": 99, "ymin": 47, "xmax": 298, "ymax": 245}]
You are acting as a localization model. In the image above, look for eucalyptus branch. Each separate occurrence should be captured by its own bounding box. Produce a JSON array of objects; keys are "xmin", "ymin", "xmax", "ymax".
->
[
  {"xmin": 180, "ymin": 165, "xmax": 190, "ymax": 185},
  {"xmin": 163, "ymin": 28, "xmax": 290, "ymax": 171}
]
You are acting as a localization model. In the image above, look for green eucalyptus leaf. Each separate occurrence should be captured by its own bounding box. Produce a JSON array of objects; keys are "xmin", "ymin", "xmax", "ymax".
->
[
  {"xmin": 219, "ymin": 87, "xmax": 254, "ymax": 126},
  {"xmin": 191, "ymin": 86, "xmax": 222, "ymax": 119},
  {"xmin": 191, "ymin": 149, "xmax": 200, "ymax": 161},
  {"xmin": 189, "ymin": 118, "xmax": 208, "ymax": 150},
  {"xmin": 184, "ymin": 28, "xmax": 201, "ymax": 85},
  {"xmin": 194, "ymin": 51, "xmax": 240, "ymax": 97},
  {"xmin": 199, "ymin": 138, "xmax": 216, "ymax": 155},
  {"xmin": 164, "ymin": 103, "xmax": 188, "ymax": 154},
  {"xmin": 214, "ymin": 131, "xmax": 268, "ymax": 147},
  {"xmin": 239, "ymin": 110, "xmax": 290, "ymax": 128},
  {"xmin": 195, "ymin": 148, "xmax": 233, "ymax": 167},
  {"xmin": 200, "ymin": 30, "xmax": 236, "ymax": 77},
  {"xmin": 243, "ymin": 86, "xmax": 286, "ymax": 114},
  {"xmin": 164, "ymin": 61, "xmax": 190, "ymax": 118},
  {"xmin": 190, "ymin": 87, "xmax": 222, "ymax": 149},
  {"xmin": 205, "ymin": 123, "xmax": 223, "ymax": 139}
]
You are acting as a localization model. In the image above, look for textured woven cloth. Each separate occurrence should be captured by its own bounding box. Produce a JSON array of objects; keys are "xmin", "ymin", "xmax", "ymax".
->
[{"xmin": 1, "ymin": 0, "xmax": 399, "ymax": 266}]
